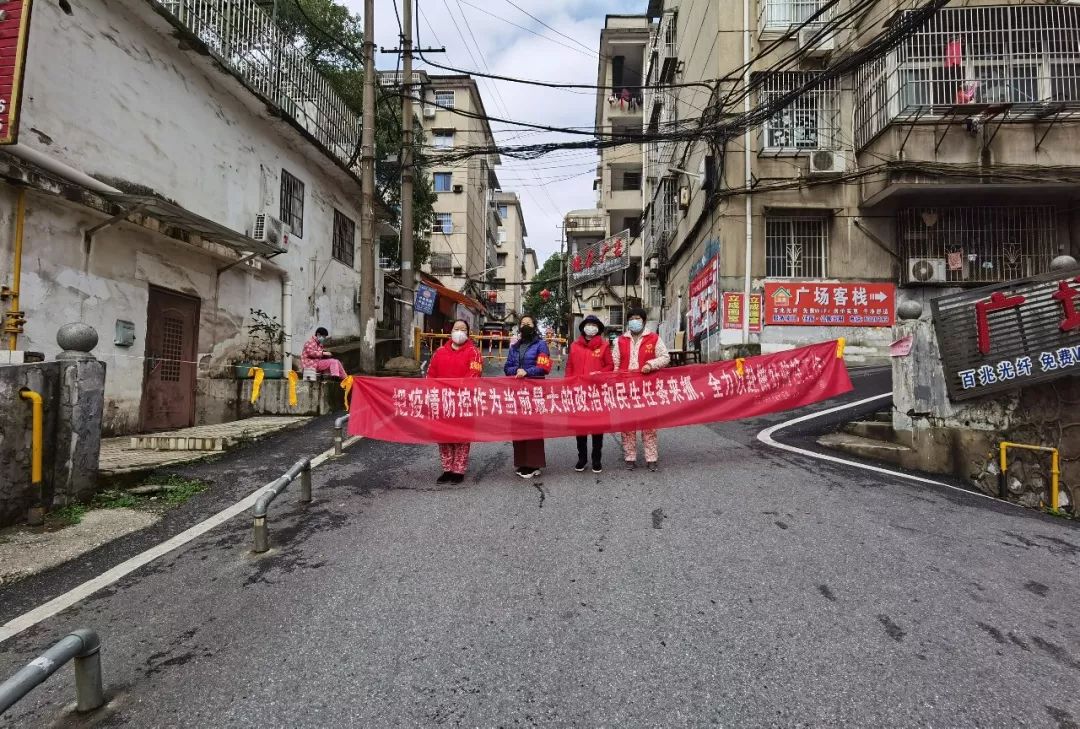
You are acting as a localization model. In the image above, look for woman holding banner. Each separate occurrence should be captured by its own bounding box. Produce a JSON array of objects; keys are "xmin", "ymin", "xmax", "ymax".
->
[
  {"xmin": 613, "ymin": 307, "xmax": 670, "ymax": 471},
  {"xmin": 565, "ymin": 314, "xmax": 613, "ymax": 473},
  {"xmin": 504, "ymin": 315, "xmax": 551, "ymax": 478},
  {"xmin": 427, "ymin": 319, "xmax": 484, "ymax": 484}
]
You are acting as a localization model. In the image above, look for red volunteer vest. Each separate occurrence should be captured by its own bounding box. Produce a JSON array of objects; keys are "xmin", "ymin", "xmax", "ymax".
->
[{"xmin": 617, "ymin": 332, "xmax": 659, "ymax": 372}]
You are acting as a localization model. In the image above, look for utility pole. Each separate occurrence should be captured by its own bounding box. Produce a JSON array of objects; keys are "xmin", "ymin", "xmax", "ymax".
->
[
  {"xmin": 398, "ymin": 0, "xmax": 415, "ymax": 358},
  {"xmin": 358, "ymin": 0, "xmax": 377, "ymax": 372}
]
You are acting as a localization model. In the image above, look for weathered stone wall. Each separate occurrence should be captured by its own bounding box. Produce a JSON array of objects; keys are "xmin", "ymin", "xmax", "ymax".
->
[
  {"xmin": 195, "ymin": 378, "xmax": 344, "ymax": 426},
  {"xmin": 893, "ymin": 317, "xmax": 1079, "ymax": 512},
  {"xmin": 0, "ymin": 362, "xmax": 61, "ymax": 525}
]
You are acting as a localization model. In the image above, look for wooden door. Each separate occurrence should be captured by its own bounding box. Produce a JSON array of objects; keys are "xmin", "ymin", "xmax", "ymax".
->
[{"xmin": 141, "ymin": 287, "xmax": 200, "ymax": 432}]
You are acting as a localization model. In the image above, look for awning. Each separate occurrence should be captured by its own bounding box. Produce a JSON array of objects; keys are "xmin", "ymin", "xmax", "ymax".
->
[
  {"xmin": 100, "ymin": 193, "xmax": 286, "ymax": 256},
  {"xmin": 419, "ymin": 275, "xmax": 485, "ymax": 314}
]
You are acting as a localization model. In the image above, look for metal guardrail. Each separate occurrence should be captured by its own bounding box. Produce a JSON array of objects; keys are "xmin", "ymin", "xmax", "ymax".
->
[
  {"xmin": 252, "ymin": 458, "xmax": 312, "ymax": 553},
  {"xmin": 999, "ymin": 441, "xmax": 1061, "ymax": 509},
  {"xmin": 0, "ymin": 629, "xmax": 105, "ymax": 715}
]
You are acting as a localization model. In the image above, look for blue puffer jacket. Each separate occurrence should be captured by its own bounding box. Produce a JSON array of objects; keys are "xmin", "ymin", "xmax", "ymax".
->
[{"xmin": 504, "ymin": 338, "xmax": 552, "ymax": 379}]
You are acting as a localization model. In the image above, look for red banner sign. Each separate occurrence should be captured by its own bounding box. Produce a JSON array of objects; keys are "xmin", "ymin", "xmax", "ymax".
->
[
  {"xmin": 0, "ymin": 1, "xmax": 33, "ymax": 145},
  {"xmin": 764, "ymin": 282, "xmax": 895, "ymax": 327},
  {"xmin": 348, "ymin": 340, "xmax": 852, "ymax": 444},
  {"xmin": 722, "ymin": 292, "xmax": 763, "ymax": 332}
]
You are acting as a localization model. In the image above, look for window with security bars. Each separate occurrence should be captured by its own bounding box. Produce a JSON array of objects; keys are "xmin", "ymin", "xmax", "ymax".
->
[
  {"xmin": 280, "ymin": 169, "xmax": 304, "ymax": 238},
  {"xmin": 758, "ymin": 72, "xmax": 839, "ymax": 151},
  {"xmin": 160, "ymin": 317, "xmax": 184, "ymax": 382},
  {"xmin": 765, "ymin": 217, "xmax": 829, "ymax": 278},
  {"xmin": 898, "ymin": 206, "xmax": 1057, "ymax": 285},
  {"xmin": 332, "ymin": 210, "xmax": 356, "ymax": 267},
  {"xmin": 608, "ymin": 306, "xmax": 625, "ymax": 327},
  {"xmin": 430, "ymin": 252, "xmax": 453, "ymax": 275},
  {"xmin": 433, "ymin": 212, "xmax": 453, "ymax": 234},
  {"xmin": 435, "ymin": 90, "xmax": 455, "ymax": 110},
  {"xmin": 432, "ymin": 130, "xmax": 454, "ymax": 149},
  {"xmin": 489, "ymin": 302, "xmax": 507, "ymax": 318},
  {"xmin": 855, "ymin": 5, "xmax": 1080, "ymax": 148},
  {"xmin": 760, "ymin": 0, "xmax": 831, "ymax": 30}
]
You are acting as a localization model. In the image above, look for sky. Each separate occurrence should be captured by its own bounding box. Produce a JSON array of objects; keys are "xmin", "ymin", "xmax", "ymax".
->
[{"xmin": 342, "ymin": 0, "xmax": 645, "ymax": 268}]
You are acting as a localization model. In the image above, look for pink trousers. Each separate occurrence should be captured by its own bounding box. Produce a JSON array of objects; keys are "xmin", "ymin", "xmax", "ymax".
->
[
  {"xmin": 313, "ymin": 358, "xmax": 347, "ymax": 378},
  {"xmin": 438, "ymin": 443, "xmax": 471, "ymax": 474},
  {"xmin": 622, "ymin": 430, "xmax": 659, "ymax": 463}
]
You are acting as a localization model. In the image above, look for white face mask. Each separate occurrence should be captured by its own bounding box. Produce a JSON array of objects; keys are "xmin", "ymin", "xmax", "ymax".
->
[
  {"xmin": 451, "ymin": 330, "xmax": 469, "ymax": 345},
  {"xmin": 583, "ymin": 325, "xmax": 599, "ymax": 337}
]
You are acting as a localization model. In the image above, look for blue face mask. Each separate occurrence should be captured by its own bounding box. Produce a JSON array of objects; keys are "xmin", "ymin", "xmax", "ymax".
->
[
  {"xmin": 316, "ymin": 335, "xmax": 326, "ymax": 344},
  {"xmin": 628, "ymin": 319, "xmax": 644, "ymax": 334}
]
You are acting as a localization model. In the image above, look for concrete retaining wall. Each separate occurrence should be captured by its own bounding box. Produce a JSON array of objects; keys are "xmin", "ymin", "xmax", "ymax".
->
[
  {"xmin": 0, "ymin": 357, "xmax": 105, "ymax": 526},
  {"xmin": 195, "ymin": 378, "xmax": 344, "ymax": 425}
]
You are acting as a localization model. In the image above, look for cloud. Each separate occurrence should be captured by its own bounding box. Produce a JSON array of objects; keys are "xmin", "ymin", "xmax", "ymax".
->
[{"xmin": 340, "ymin": 0, "xmax": 644, "ymax": 266}]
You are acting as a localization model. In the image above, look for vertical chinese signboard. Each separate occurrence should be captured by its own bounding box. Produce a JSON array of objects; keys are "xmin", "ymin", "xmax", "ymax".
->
[
  {"xmin": 687, "ymin": 254, "xmax": 718, "ymax": 338},
  {"xmin": 0, "ymin": 1, "xmax": 33, "ymax": 145},
  {"xmin": 722, "ymin": 292, "xmax": 762, "ymax": 332},
  {"xmin": 931, "ymin": 267, "xmax": 1080, "ymax": 401},
  {"xmin": 764, "ymin": 282, "xmax": 895, "ymax": 327},
  {"xmin": 569, "ymin": 230, "xmax": 631, "ymax": 287}
]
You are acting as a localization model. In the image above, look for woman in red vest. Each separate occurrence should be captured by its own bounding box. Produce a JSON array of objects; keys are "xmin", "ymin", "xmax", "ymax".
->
[
  {"xmin": 565, "ymin": 314, "xmax": 614, "ymax": 473},
  {"xmin": 612, "ymin": 307, "xmax": 670, "ymax": 471},
  {"xmin": 427, "ymin": 319, "xmax": 484, "ymax": 483}
]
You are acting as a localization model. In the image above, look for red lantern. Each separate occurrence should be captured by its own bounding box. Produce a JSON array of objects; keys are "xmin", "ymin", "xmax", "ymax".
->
[
  {"xmin": 487, "ymin": 290, "xmax": 498, "ymax": 303},
  {"xmin": 540, "ymin": 288, "xmax": 551, "ymax": 302},
  {"xmin": 709, "ymin": 298, "xmax": 718, "ymax": 312}
]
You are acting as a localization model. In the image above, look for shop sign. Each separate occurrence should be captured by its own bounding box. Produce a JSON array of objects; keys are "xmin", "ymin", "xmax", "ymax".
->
[
  {"xmin": 931, "ymin": 267, "xmax": 1080, "ymax": 401},
  {"xmin": 764, "ymin": 282, "xmax": 895, "ymax": 327},
  {"xmin": 569, "ymin": 230, "xmax": 631, "ymax": 287},
  {"xmin": 722, "ymin": 292, "xmax": 762, "ymax": 332}
]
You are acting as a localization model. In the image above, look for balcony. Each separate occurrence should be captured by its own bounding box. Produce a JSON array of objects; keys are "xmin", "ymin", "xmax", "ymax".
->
[
  {"xmin": 758, "ymin": 0, "xmax": 834, "ymax": 34},
  {"xmin": 643, "ymin": 178, "xmax": 676, "ymax": 261},
  {"xmin": 565, "ymin": 213, "xmax": 607, "ymax": 236},
  {"xmin": 757, "ymin": 72, "xmax": 840, "ymax": 153},
  {"xmin": 854, "ymin": 5, "xmax": 1080, "ymax": 150},
  {"xmin": 154, "ymin": 0, "xmax": 361, "ymax": 167}
]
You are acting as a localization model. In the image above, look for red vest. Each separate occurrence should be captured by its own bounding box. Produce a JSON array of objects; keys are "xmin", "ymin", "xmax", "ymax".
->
[{"xmin": 617, "ymin": 333, "xmax": 659, "ymax": 372}]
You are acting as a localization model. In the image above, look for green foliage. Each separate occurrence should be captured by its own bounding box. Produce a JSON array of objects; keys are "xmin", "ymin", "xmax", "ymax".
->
[
  {"xmin": 246, "ymin": 308, "xmax": 285, "ymax": 361},
  {"xmin": 49, "ymin": 504, "xmax": 87, "ymax": 527},
  {"xmin": 275, "ymin": 0, "xmax": 434, "ymax": 267},
  {"xmin": 93, "ymin": 490, "xmax": 141, "ymax": 509},
  {"xmin": 523, "ymin": 254, "xmax": 571, "ymax": 335}
]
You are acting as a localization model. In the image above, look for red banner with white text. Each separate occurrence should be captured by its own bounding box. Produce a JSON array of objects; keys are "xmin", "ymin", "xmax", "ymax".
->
[{"xmin": 348, "ymin": 341, "xmax": 852, "ymax": 444}]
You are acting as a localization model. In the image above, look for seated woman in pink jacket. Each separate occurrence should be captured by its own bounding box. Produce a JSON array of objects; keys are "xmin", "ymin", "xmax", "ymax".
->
[{"xmin": 300, "ymin": 327, "xmax": 347, "ymax": 378}]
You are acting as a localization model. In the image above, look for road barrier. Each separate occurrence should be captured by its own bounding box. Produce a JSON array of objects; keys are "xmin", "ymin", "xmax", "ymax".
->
[
  {"xmin": 252, "ymin": 458, "xmax": 313, "ymax": 553},
  {"xmin": 999, "ymin": 441, "xmax": 1061, "ymax": 509},
  {"xmin": 333, "ymin": 414, "xmax": 349, "ymax": 455},
  {"xmin": 0, "ymin": 629, "xmax": 105, "ymax": 715}
]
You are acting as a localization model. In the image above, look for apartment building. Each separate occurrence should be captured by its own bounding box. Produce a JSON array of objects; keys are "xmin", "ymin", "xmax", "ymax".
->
[
  {"xmin": 420, "ymin": 75, "xmax": 502, "ymax": 305},
  {"xmin": 642, "ymin": 0, "xmax": 1080, "ymax": 360},
  {"xmin": 489, "ymin": 192, "xmax": 529, "ymax": 322},
  {"xmin": 565, "ymin": 15, "xmax": 651, "ymax": 335},
  {"xmin": 0, "ymin": 0, "xmax": 383, "ymax": 434}
]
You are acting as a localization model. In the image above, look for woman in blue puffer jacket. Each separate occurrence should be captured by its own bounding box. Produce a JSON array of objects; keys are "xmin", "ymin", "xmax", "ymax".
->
[{"xmin": 504, "ymin": 314, "xmax": 551, "ymax": 478}]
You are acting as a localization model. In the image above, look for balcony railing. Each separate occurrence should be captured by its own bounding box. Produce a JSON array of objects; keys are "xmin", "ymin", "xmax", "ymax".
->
[
  {"xmin": 155, "ymin": 0, "xmax": 361, "ymax": 167},
  {"xmin": 643, "ymin": 178, "xmax": 677, "ymax": 261},
  {"xmin": 757, "ymin": 72, "xmax": 840, "ymax": 152},
  {"xmin": 565, "ymin": 215, "xmax": 607, "ymax": 233},
  {"xmin": 758, "ymin": 0, "xmax": 834, "ymax": 32},
  {"xmin": 854, "ymin": 5, "xmax": 1080, "ymax": 149}
]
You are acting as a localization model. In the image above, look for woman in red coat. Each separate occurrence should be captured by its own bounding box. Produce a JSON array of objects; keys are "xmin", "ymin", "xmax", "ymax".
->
[
  {"xmin": 565, "ymin": 314, "xmax": 614, "ymax": 473},
  {"xmin": 427, "ymin": 319, "xmax": 484, "ymax": 483}
]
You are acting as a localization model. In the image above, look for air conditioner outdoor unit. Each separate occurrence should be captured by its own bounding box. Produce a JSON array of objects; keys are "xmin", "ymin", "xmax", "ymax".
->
[
  {"xmin": 908, "ymin": 258, "xmax": 948, "ymax": 284},
  {"xmin": 453, "ymin": 184, "xmax": 464, "ymax": 193},
  {"xmin": 798, "ymin": 26, "xmax": 836, "ymax": 57},
  {"xmin": 808, "ymin": 149, "xmax": 849, "ymax": 177},
  {"xmin": 423, "ymin": 106, "xmax": 437, "ymax": 118},
  {"xmin": 252, "ymin": 213, "xmax": 288, "ymax": 249}
]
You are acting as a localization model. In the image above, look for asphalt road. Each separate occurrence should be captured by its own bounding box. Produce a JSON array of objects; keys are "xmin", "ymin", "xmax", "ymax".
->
[{"xmin": 2, "ymin": 368, "xmax": 1080, "ymax": 727}]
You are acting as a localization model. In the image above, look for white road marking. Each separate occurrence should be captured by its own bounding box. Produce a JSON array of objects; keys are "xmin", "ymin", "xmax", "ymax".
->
[
  {"xmin": 0, "ymin": 436, "xmax": 364, "ymax": 645},
  {"xmin": 756, "ymin": 392, "xmax": 1010, "ymax": 504}
]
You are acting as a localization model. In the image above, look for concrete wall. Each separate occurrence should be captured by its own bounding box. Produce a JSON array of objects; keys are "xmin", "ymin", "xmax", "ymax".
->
[
  {"xmin": 0, "ymin": 1, "xmax": 367, "ymax": 434},
  {"xmin": 195, "ymin": 379, "xmax": 344, "ymax": 426},
  {"xmin": 0, "ymin": 355, "xmax": 105, "ymax": 527},
  {"xmin": 893, "ymin": 318, "xmax": 1079, "ymax": 511}
]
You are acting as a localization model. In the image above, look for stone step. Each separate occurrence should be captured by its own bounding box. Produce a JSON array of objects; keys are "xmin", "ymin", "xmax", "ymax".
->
[
  {"xmin": 817, "ymin": 432, "xmax": 913, "ymax": 464},
  {"xmin": 129, "ymin": 435, "xmax": 229, "ymax": 452},
  {"xmin": 845, "ymin": 420, "xmax": 895, "ymax": 440}
]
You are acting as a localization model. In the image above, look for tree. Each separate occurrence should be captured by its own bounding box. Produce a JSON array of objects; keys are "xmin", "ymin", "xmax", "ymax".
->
[
  {"xmin": 271, "ymin": 0, "xmax": 435, "ymax": 266},
  {"xmin": 523, "ymin": 254, "xmax": 571, "ymax": 335}
]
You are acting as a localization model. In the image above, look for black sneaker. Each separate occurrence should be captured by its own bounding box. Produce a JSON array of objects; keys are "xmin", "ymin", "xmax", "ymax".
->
[
  {"xmin": 625, "ymin": 461, "xmax": 637, "ymax": 471},
  {"xmin": 517, "ymin": 468, "xmax": 538, "ymax": 479},
  {"xmin": 574, "ymin": 458, "xmax": 588, "ymax": 472},
  {"xmin": 647, "ymin": 462, "xmax": 659, "ymax": 472},
  {"xmin": 592, "ymin": 463, "xmax": 603, "ymax": 474},
  {"xmin": 436, "ymin": 471, "xmax": 453, "ymax": 483},
  {"xmin": 449, "ymin": 473, "xmax": 465, "ymax": 484}
]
